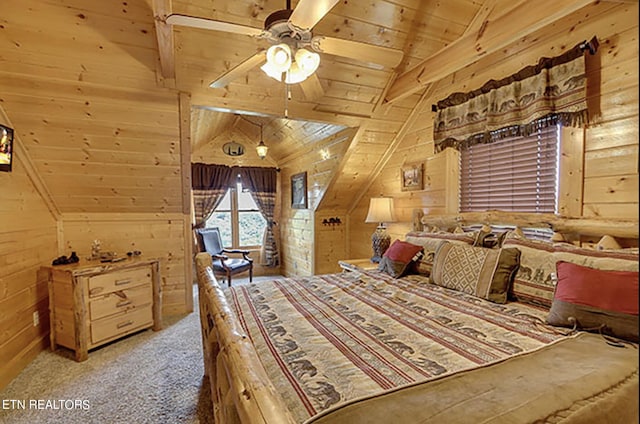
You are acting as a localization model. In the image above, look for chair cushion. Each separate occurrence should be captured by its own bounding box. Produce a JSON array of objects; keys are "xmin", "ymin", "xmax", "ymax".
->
[{"xmin": 212, "ymin": 258, "xmax": 252, "ymax": 273}]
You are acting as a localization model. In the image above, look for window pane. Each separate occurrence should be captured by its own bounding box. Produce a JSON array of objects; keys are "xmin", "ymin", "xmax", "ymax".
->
[
  {"xmin": 205, "ymin": 212, "xmax": 232, "ymax": 246},
  {"xmin": 217, "ymin": 190, "xmax": 231, "ymax": 210},
  {"xmin": 238, "ymin": 189, "xmax": 259, "ymax": 211},
  {"xmin": 239, "ymin": 211, "xmax": 266, "ymax": 246}
]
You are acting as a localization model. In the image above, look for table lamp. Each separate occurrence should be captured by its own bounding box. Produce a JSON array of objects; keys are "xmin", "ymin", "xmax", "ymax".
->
[{"xmin": 365, "ymin": 197, "xmax": 396, "ymax": 262}]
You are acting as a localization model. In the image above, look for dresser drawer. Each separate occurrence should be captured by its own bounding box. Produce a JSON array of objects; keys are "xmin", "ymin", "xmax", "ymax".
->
[
  {"xmin": 90, "ymin": 306, "xmax": 153, "ymax": 345},
  {"xmin": 89, "ymin": 284, "xmax": 152, "ymax": 321},
  {"xmin": 88, "ymin": 267, "xmax": 152, "ymax": 297}
]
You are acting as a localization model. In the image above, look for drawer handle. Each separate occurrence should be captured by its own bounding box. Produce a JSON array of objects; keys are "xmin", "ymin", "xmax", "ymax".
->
[
  {"xmin": 117, "ymin": 320, "xmax": 134, "ymax": 329},
  {"xmin": 115, "ymin": 279, "xmax": 132, "ymax": 286},
  {"xmin": 116, "ymin": 300, "xmax": 132, "ymax": 308}
]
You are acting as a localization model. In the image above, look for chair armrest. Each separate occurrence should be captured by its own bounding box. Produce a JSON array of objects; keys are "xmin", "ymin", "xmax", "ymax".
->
[
  {"xmin": 212, "ymin": 253, "xmax": 229, "ymax": 261},
  {"xmin": 222, "ymin": 249, "xmax": 254, "ymax": 263}
]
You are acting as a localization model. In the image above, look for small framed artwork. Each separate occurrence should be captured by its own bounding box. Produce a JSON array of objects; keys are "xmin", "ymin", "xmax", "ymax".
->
[
  {"xmin": 400, "ymin": 163, "xmax": 423, "ymax": 191},
  {"xmin": 291, "ymin": 171, "xmax": 308, "ymax": 209}
]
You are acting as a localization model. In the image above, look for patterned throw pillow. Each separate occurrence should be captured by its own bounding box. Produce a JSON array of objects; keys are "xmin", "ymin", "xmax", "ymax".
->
[
  {"xmin": 502, "ymin": 236, "xmax": 557, "ymax": 308},
  {"xmin": 504, "ymin": 233, "xmax": 639, "ymax": 309},
  {"xmin": 547, "ymin": 261, "xmax": 639, "ymax": 342},
  {"xmin": 430, "ymin": 242, "xmax": 521, "ymax": 304},
  {"xmin": 377, "ymin": 240, "xmax": 424, "ymax": 278},
  {"xmin": 404, "ymin": 231, "xmax": 476, "ymax": 277}
]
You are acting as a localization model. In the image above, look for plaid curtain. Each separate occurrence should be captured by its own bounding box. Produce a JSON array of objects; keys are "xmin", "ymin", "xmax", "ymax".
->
[
  {"xmin": 238, "ymin": 166, "xmax": 280, "ymax": 267},
  {"xmin": 191, "ymin": 163, "xmax": 235, "ymax": 231},
  {"xmin": 433, "ymin": 37, "xmax": 598, "ymax": 153}
]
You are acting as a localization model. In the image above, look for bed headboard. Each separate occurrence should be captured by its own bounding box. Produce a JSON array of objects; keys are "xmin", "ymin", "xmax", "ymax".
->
[{"xmin": 412, "ymin": 209, "xmax": 638, "ymax": 244}]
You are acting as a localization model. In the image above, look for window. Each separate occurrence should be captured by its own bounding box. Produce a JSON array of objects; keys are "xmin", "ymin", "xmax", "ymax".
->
[
  {"xmin": 459, "ymin": 125, "xmax": 559, "ymax": 214},
  {"xmin": 206, "ymin": 180, "xmax": 267, "ymax": 249}
]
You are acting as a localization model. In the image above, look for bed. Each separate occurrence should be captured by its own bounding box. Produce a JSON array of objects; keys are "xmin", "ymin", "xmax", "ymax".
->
[{"xmin": 194, "ymin": 218, "xmax": 639, "ymax": 424}]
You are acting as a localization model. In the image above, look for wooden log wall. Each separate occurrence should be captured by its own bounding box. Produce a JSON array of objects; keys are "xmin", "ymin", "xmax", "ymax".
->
[
  {"xmin": 0, "ymin": 116, "xmax": 57, "ymax": 389},
  {"xmin": 346, "ymin": 2, "xmax": 639, "ymax": 260},
  {"xmin": 280, "ymin": 130, "xmax": 354, "ymax": 277},
  {"xmin": 1, "ymin": 0, "xmax": 193, "ymax": 389}
]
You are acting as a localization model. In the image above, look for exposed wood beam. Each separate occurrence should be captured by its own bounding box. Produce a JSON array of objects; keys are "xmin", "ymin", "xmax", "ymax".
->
[
  {"xmin": 463, "ymin": 0, "xmax": 499, "ymax": 36},
  {"xmin": 152, "ymin": 0, "xmax": 176, "ymax": 83},
  {"xmin": 384, "ymin": 0, "xmax": 596, "ymax": 104},
  {"xmin": 347, "ymin": 85, "xmax": 435, "ymax": 215}
]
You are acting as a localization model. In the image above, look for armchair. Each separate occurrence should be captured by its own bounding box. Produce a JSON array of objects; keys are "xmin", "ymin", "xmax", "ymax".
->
[{"xmin": 195, "ymin": 228, "xmax": 253, "ymax": 286}]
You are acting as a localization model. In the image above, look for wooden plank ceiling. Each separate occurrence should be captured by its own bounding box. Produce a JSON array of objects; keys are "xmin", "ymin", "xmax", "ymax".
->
[
  {"xmin": 161, "ymin": 0, "xmax": 485, "ymax": 209},
  {"xmin": 1, "ymin": 0, "xmax": 602, "ymax": 214},
  {"xmin": 155, "ymin": 0, "xmax": 596, "ymax": 212}
]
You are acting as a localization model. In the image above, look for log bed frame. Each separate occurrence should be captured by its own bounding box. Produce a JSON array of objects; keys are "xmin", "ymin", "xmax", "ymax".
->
[{"xmin": 196, "ymin": 211, "xmax": 638, "ymax": 424}]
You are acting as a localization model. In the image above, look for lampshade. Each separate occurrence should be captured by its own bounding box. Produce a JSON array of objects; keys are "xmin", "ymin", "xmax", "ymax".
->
[
  {"xmin": 284, "ymin": 62, "xmax": 308, "ymax": 84},
  {"xmin": 365, "ymin": 197, "xmax": 396, "ymax": 224},
  {"xmin": 265, "ymin": 44, "xmax": 292, "ymax": 72},
  {"xmin": 260, "ymin": 61, "xmax": 284, "ymax": 81},
  {"xmin": 256, "ymin": 140, "xmax": 268, "ymax": 159},
  {"xmin": 295, "ymin": 48, "xmax": 320, "ymax": 76}
]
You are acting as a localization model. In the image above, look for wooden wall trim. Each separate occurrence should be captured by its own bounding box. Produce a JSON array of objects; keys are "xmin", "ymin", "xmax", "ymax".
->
[
  {"xmin": 420, "ymin": 210, "xmax": 638, "ymax": 239},
  {"xmin": 179, "ymin": 91, "xmax": 193, "ymax": 312},
  {"xmin": 0, "ymin": 105, "xmax": 60, "ymax": 221},
  {"xmin": 558, "ymin": 126, "xmax": 585, "ymax": 216}
]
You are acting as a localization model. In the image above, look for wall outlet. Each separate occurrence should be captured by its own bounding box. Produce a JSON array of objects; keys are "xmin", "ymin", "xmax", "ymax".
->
[{"xmin": 33, "ymin": 311, "xmax": 39, "ymax": 327}]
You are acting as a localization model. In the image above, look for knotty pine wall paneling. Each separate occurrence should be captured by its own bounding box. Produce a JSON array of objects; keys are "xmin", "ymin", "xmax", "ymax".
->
[
  {"xmin": 0, "ymin": 116, "xmax": 57, "ymax": 390},
  {"xmin": 347, "ymin": 3, "xmax": 639, "ymax": 255}
]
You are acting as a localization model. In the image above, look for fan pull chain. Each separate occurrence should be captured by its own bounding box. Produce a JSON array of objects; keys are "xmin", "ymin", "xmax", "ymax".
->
[{"xmin": 284, "ymin": 83, "xmax": 291, "ymax": 119}]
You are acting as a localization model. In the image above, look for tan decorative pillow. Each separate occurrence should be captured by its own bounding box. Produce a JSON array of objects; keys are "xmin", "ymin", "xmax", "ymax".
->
[
  {"xmin": 502, "ymin": 236, "xmax": 557, "ymax": 308},
  {"xmin": 405, "ymin": 231, "xmax": 477, "ymax": 277},
  {"xmin": 430, "ymin": 242, "xmax": 521, "ymax": 304}
]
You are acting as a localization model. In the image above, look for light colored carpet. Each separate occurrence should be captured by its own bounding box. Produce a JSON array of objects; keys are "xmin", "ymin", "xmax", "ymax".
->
[{"xmin": 0, "ymin": 276, "xmax": 281, "ymax": 424}]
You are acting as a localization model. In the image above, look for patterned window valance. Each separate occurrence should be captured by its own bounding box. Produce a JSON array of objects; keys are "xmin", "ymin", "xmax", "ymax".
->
[{"xmin": 433, "ymin": 37, "xmax": 599, "ymax": 153}]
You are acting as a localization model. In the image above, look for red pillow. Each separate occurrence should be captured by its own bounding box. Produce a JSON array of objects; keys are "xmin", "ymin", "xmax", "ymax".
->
[
  {"xmin": 547, "ymin": 261, "xmax": 639, "ymax": 341},
  {"xmin": 377, "ymin": 240, "xmax": 423, "ymax": 278}
]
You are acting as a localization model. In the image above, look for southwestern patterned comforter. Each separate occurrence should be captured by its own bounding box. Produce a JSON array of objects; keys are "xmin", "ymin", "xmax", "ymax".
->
[
  {"xmin": 222, "ymin": 269, "xmax": 637, "ymax": 423},
  {"xmin": 195, "ymin": 253, "xmax": 638, "ymax": 424}
]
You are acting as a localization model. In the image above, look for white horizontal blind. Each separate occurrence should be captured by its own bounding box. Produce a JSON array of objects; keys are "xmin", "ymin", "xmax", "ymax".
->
[{"xmin": 460, "ymin": 126, "xmax": 559, "ymax": 213}]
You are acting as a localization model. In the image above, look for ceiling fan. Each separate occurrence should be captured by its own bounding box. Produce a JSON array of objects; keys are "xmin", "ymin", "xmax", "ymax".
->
[{"xmin": 166, "ymin": 0, "xmax": 404, "ymax": 92}]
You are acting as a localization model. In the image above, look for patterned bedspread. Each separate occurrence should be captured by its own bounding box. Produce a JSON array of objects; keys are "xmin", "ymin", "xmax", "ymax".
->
[{"xmin": 225, "ymin": 270, "xmax": 565, "ymax": 423}]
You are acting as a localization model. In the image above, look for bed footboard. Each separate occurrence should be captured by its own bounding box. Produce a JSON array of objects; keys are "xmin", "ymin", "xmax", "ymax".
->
[{"xmin": 195, "ymin": 253, "xmax": 296, "ymax": 424}]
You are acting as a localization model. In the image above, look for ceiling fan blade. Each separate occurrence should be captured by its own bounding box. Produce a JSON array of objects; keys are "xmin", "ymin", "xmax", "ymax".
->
[
  {"xmin": 166, "ymin": 14, "xmax": 264, "ymax": 37},
  {"xmin": 209, "ymin": 51, "xmax": 266, "ymax": 88},
  {"xmin": 312, "ymin": 36, "xmax": 404, "ymax": 69},
  {"xmin": 299, "ymin": 73, "xmax": 324, "ymax": 102},
  {"xmin": 288, "ymin": 0, "xmax": 340, "ymax": 31}
]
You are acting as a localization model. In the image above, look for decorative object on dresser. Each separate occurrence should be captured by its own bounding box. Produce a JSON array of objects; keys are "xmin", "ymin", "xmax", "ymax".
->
[
  {"xmin": 365, "ymin": 196, "xmax": 396, "ymax": 262},
  {"xmin": 43, "ymin": 258, "xmax": 162, "ymax": 362},
  {"xmin": 400, "ymin": 162, "xmax": 423, "ymax": 191}
]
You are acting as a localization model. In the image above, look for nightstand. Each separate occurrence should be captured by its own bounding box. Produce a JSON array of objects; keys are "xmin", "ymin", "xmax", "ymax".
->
[{"xmin": 338, "ymin": 258, "xmax": 379, "ymax": 273}]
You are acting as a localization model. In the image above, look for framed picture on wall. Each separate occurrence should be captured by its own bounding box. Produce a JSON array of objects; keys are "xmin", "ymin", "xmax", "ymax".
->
[
  {"xmin": 291, "ymin": 172, "xmax": 308, "ymax": 209},
  {"xmin": 400, "ymin": 163, "xmax": 423, "ymax": 191}
]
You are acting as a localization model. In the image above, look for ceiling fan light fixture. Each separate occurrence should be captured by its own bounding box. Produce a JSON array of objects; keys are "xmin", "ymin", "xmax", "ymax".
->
[
  {"xmin": 284, "ymin": 62, "xmax": 308, "ymax": 84},
  {"xmin": 266, "ymin": 43, "xmax": 292, "ymax": 72},
  {"xmin": 295, "ymin": 48, "xmax": 320, "ymax": 76},
  {"xmin": 256, "ymin": 140, "xmax": 269, "ymax": 159},
  {"xmin": 260, "ymin": 61, "xmax": 283, "ymax": 81}
]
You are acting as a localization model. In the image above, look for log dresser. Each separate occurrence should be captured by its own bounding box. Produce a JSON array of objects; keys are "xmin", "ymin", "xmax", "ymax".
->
[{"xmin": 42, "ymin": 258, "xmax": 162, "ymax": 361}]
